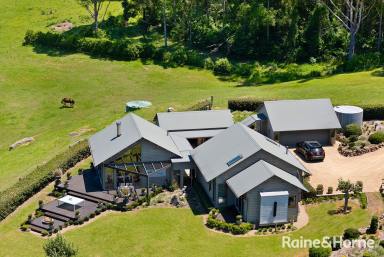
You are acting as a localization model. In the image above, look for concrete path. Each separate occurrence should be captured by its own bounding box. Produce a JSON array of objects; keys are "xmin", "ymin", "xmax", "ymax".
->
[
  {"xmin": 366, "ymin": 192, "xmax": 384, "ymax": 215},
  {"xmin": 293, "ymin": 144, "xmax": 384, "ymax": 192}
]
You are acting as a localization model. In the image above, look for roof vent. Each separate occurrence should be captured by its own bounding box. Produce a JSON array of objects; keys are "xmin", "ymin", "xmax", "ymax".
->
[
  {"xmin": 116, "ymin": 121, "xmax": 122, "ymax": 137},
  {"xmin": 227, "ymin": 154, "xmax": 243, "ymax": 167}
]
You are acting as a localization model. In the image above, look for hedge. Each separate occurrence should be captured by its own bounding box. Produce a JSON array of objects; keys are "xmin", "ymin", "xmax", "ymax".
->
[
  {"xmin": 227, "ymin": 97, "xmax": 384, "ymax": 121},
  {"xmin": 361, "ymin": 105, "xmax": 384, "ymax": 120},
  {"xmin": 228, "ymin": 97, "xmax": 267, "ymax": 111},
  {"xmin": 206, "ymin": 216, "xmax": 253, "ymax": 235},
  {"xmin": 0, "ymin": 140, "xmax": 90, "ymax": 221}
]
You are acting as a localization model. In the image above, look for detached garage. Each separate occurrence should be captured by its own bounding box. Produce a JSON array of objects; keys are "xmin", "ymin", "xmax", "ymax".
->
[{"xmin": 248, "ymin": 99, "xmax": 341, "ymax": 147}]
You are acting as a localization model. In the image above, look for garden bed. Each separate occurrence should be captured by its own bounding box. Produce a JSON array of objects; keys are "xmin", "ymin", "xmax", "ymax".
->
[{"xmin": 337, "ymin": 121, "xmax": 384, "ymax": 157}]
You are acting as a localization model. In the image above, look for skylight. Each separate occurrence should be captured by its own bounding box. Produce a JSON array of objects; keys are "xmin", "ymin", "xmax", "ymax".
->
[{"xmin": 227, "ymin": 154, "xmax": 243, "ymax": 166}]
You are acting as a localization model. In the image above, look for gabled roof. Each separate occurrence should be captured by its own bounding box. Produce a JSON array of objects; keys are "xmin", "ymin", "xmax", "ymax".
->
[
  {"xmin": 261, "ymin": 99, "xmax": 341, "ymax": 132},
  {"xmin": 226, "ymin": 160, "xmax": 308, "ymax": 198},
  {"xmin": 89, "ymin": 113, "xmax": 182, "ymax": 166},
  {"xmin": 191, "ymin": 124, "xmax": 308, "ymax": 182},
  {"xmin": 156, "ymin": 110, "xmax": 234, "ymax": 132}
]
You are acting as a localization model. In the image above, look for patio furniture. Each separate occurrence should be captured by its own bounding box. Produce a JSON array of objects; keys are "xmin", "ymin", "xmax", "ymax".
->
[{"xmin": 57, "ymin": 195, "xmax": 84, "ymax": 212}]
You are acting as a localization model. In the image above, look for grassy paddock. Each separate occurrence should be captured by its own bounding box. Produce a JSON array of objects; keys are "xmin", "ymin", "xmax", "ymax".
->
[{"xmin": 0, "ymin": 0, "xmax": 383, "ymax": 192}]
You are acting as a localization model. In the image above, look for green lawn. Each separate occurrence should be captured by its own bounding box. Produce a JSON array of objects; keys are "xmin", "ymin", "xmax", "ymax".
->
[{"xmin": 0, "ymin": 179, "xmax": 371, "ymax": 257}]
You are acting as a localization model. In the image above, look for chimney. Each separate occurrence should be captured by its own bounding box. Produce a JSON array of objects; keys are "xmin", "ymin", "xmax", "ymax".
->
[{"xmin": 116, "ymin": 121, "xmax": 122, "ymax": 137}]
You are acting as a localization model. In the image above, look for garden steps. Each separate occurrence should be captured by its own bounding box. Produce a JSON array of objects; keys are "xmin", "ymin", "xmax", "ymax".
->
[
  {"xmin": 43, "ymin": 210, "xmax": 71, "ymax": 222},
  {"xmin": 30, "ymin": 216, "xmax": 65, "ymax": 232}
]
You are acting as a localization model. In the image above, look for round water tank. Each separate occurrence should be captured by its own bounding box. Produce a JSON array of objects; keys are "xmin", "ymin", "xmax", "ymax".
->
[{"xmin": 334, "ymin": 105, "xmax": 363, "ymax": 128}]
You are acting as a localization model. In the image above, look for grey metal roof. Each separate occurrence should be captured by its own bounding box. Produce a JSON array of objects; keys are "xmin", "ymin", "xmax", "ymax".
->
[
  {"xmin": 226, "ymin": 160, "xmax": 308, "ymax": 198},
  {"xmin": 240, "ymin": 113, "xmax": 266, "ymax": 127},
  {"xmin": 262, "ymin": 99, "xmax": 341, "ymax": 132},
  {"xmin": 191, "ymin": 124, "xmax": 309, "ymax": 182},
  {"xmin": 89, "ymin": 113, "xmax": 182, "ymax": 166},
  {"xmin": 168, "ymin": 129, "xmax": 226, "ymax": 139},
  {"xmin": 156, "ymin": 110, "xmax": 233, "ymax": 132}
]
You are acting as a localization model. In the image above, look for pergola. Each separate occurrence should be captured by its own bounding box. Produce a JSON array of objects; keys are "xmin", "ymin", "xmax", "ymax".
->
[
  {"xmin": 58, "ymin": 195, "xmax": 84, "ymax": 212},
  {"xmin": 106, "ymin": 161, "xmax": 171, "ymax": 199}
]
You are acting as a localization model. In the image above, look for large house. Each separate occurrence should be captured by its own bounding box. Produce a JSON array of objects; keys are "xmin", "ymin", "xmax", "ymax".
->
[
  {"xmin": 242, "ymin": 99, "xmax": 341, "ymax": 147},
  {"xmin": 89, "ymin": 110, "xmax": 309, "ymax": 227}
]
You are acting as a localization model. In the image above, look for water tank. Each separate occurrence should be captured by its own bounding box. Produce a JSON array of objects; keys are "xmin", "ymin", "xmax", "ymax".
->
[{"xmin": 334, "ymin": 105, "xmax": 363, "ymax": 128}]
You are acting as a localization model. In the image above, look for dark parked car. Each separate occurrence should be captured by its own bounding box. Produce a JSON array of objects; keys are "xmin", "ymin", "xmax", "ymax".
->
[{"xmin": 296, "ymin": 141, "xmax": 325, "ymax": 161}]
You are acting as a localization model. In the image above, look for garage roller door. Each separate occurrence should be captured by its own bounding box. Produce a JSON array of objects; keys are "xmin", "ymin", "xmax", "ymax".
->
[{"xmin": 279, "ymin": 130, "xmax": 330, "ymax": 147}]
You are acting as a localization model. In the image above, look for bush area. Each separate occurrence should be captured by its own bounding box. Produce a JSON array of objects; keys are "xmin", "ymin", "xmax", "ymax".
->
[
  {"xmin": 23, "ymin": 30, "xmax": 337, "ymax": 84},
  {"xmin": 206, "ymin": 209, "xmax": 253, "ymax": 235},
  {"xmin": 0, "ymin": 140, "xmax": 90, "ymax": 221},
  {"xmin": 343, "ymin": 228, "xmax": 360, "ymax": 240}
]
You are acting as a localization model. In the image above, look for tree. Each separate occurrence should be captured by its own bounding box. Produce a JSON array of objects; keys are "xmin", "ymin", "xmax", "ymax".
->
[
  {"xmin": 377, "ymin": 0, "xmax": 384, "ymax": 51},
  {"xmin": 324, "ymin": 0, "xmax": 375, "ymax": 60},
  {"xmin": 162, "ymin": 0, "xmax": 168, "ymax": 47},
  {"xmin": 337, "ymin": 179, "xmax": 362, "ymax": 213},
  {"xmin": 368, "ymin": 215, "xmax": 379, "ymax": 234},
  {"xmin": 43, "ymin": 234, "xmax": 78, "ymax": 257},
  {"xmin": 122, "ymin": 0, "xmax": 138, "ymax": 26},
  {"xmin": 78, "ymin": 0, "xmax": 111, "ymax": 33}
]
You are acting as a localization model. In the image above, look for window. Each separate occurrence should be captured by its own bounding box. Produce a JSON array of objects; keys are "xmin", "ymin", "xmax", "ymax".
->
[
  {"xmin": 288, "ymin": 196, "xmax": 296, "ymax": 207},
  {"xmin": 226, "ymin": 155, "xmax": 243, "ymax": 167},
  {"xmin": 218, "ymin": 184, "xmax": 227, "ymax": 198},
  {"xmin": 273, "ymin": 202, "xmax": 277, "ymax": 217},
  {"xmin": 209, "ymin": 181, "xmax": 212, "ymax": 191}
]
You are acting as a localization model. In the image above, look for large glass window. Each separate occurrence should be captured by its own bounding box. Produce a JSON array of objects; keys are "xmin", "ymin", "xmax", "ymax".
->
[{"xmin": 114, "ymin": 144, "xmax": 142, "ymax": 164}]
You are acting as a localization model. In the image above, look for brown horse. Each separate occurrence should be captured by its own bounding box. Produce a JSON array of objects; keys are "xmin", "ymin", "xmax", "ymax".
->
[{"xmin": 61, "ymin": 97, "xmax": 75, "ymax": 108}]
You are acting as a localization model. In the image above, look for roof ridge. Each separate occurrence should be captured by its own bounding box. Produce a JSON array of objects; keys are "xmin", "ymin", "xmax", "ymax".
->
[
  {"xmin": 130, "ymin": 114, "xmax": 144, "ymax": 139},
  {"xmin": 239, "ymin": 124, "xmax": 263, "ymax": 150}
]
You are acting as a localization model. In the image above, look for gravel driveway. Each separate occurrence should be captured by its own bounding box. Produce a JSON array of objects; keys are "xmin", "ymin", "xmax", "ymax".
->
[{"xmin": 292, "ymin": 144, "xmax": 384, "ymax": 192}]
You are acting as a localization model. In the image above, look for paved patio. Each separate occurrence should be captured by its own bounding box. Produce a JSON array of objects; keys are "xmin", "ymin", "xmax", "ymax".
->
[{"xmin": 293, "ymin": 144, "xmax": 384, "ymax": 192}]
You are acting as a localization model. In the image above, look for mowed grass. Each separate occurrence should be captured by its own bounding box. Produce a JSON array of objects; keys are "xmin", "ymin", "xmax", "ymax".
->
[
  {"xmin": 0, "ymin": 0, "xmax": 384, "ymax": 191},
  {"xmin": 0, "ymin": 184, "xmax": 370, "ymax": 257}
]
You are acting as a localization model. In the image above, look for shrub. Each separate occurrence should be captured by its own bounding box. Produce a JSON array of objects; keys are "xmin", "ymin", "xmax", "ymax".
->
[
  {"xmin": 309, "ymin": 246, "xmax": 332, "ymax": 257},
  {"xmin": 327, "ymin": 187, "xmax": 333, "ymax": 194},
  {"xmin": 343, "ymin": 228, "xmax": 360, "ymax": 240},
  {"xmin": 213, "ymin": 58, "xmax": 232, "ymax": 75},
  {"xmin": 368, "ymin": 131, "xmax": 384, "ymax": 144},
  {"xmin": 316, "ymin": 184, "xmax": 324, "ymax": 195},
  {"xmin": 171, "ymin": 47, "xmax": 188, "ymax": 66},
  {"xmin": 186, "ymin": 50, "xmax": 204, "ymax": 67},
  {"xmin": 359, "ymin": 193, "xmax": 367, "ymax": 209},
  {"xmin": 0, "ymin": 140, "xmax": 90, "ymax": 221},
  {"xmin": 140, "ymin": 43, "xmax": 156, "ymax": 59},
  {"xmin": 368, "ymin": 215, "xmax": 378, "ymax": 234},
  {"xmin": 204, "ymin": 57, "xmax": 214, "ymax": 70},
  {"xmin": 43, "ymin": 234, "xmax": 78, "ymax": 257},
  {"xmin": 379, "ymin": 240, "xmax": 384, "ymax": 248},
  {"xmin": 20, "ymin": 224, "xmax": 30, "ymax": 231},
  {"xmin": 348, "ymin": 135, "xmax": 359, "ymax": 142},
  {"xmin": 41, "ymin": 230, "xmax": 49, "ymax": 237},
  {"xmin": 344, "ymin": 124, "xmax": 362, "ymax": 137},
  {"xmin": 123, "ymin": 44, "xmax": 142, "ymax": 60}
]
